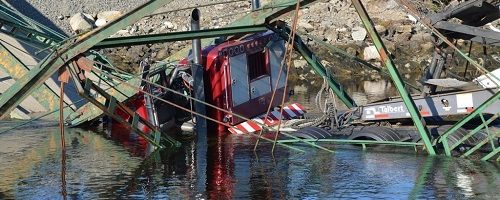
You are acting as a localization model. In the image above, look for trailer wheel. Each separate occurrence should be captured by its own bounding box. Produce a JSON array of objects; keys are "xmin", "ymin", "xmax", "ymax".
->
[
  {"xmin": 292, "ymin": 127, "xmax": 333, "ymax": 139},
  {"xmin": 431, "ymin": 125, "xmax": 476, "ymax": 152},
  {"xmin": 347, "ymin": 126, "xmax": 403, "ymax": 142},
  {"xmin": 462, "ymin": 129, "xmax": 499, "ymax": 152}
]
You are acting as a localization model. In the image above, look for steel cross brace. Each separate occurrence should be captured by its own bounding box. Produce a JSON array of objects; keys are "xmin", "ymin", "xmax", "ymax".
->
[
  {"xmin": 67, "ymin": 58, "xmax": 180, "ymax": 148},
  {"xmin": 71, "ymin": 0, "xmax": 322, "ymax": 125},
  {"xmin": 0, "ymin": 3, "xmax": 66, "ymax": 41},
  {"xmin": 0, "ymin": 18, "xmax": 60, "ymax": 47},
  {"xmin": 438, "ymin": 91, "xmax": 500, "ymax": 156},
  {"xmin": 0, "ymin": 43, "xmax": 74, "ymax": 117},
  {"xmin": 272, "ymin": 26, "xmax": 356, "ymax": 108},
  {"xmin": 0, "ymin": 0, "xmax": 174, "ymax": 119},
  {"xmin": 228, "ymin": 0, "xmax": 317, "ymax": 27},
  {"xmin": 93, "ymin": 25, "xmax": 268, "ymax": 49},
  {"xmin": 164, "ymin": 0, "xmax": 322, "ymax": 63},
  {"xmin": 351, "ymin": 0, "xmax": 436, "ymax": 155}
]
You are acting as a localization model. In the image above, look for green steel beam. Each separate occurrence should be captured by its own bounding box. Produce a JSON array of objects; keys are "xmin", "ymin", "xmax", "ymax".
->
[
  {"xmin": 0, "ymin": 18, "xmax": 60, "ymax": 46},
  {"xmin": 71, "ymin": 0, "xmax": 328, "ymax": 127},
  {"xmin": 228, "ymin": 0, "xmax": 317, "ymax": 27},
  {"xmin": 461, "ymin": 134, "xmax": 498, "ymax": 158},
  {"xmin": 0, "ymin": 3, "xmax": 66, "ymax": 40},
  {"xmin": 351, "ymin": 0, "xmax": 436, "ymax": 155},
  {"xmin": 0, "ymin": 0, "xmax": 174, "ymax": 119},
  {"xmin": 273, "ymin": 26, "xmax": 356, "ymax": 108},
  {"xmin": 166, "ymin": 0, "xmax": 319, "ymax": 61},
  {"xmin": 0, "ymin": 4, "xmax": 35, "ymax": 31},
  {"xmin": 450, "ymin": 114, "xmax": 498, "ymax": 150},
  {"xmin": 93, "ymin": 25, "xmax": 268, "ymax": 49},
  {"xmin": 298, "ymin": 31, "xmax": 421, "ymax": 92},
  {"xmin": 0, "ymin": 43, "xmax": 73, "ymax": 118},
  {"xmin": 438, "ymin": 91, "xmax": 500, "ymax": 156},
  {"xmin": 480, "ymin": 114, "xmax": 496, "ymax": 151},
  {"xmin": 277, "ymin": 139, "xmax": 422, "ymax": 146},
  {"xmin": 481, "ymin": 147, "xmax": 499, "ymax": 161}
]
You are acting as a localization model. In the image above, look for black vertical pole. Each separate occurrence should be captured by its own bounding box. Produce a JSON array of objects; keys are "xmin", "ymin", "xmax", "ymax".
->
[{"xmin": 191, "ymin": 8, "xmax": 208, "ymax": 195}]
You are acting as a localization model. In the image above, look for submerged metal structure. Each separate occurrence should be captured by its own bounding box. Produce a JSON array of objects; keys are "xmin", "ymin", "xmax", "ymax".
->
[{"xmin": 0, "ymin": 0, "xmax": 498, "ymax": 160}]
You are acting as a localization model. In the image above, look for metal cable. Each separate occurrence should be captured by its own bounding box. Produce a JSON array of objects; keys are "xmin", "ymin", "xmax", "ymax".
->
[
  {"xmin": 88, "ymin": 66, "xmax": 307, "ymax": 152},
  {"xmin": 271, "ymin": 0, "xmax": 335, "ymax": 153},
  {"xmin": 91, "ymin": 60, "xmax": 266, "ymax": 127},
  {"xmin": 90, "ymin": 61, "xmax": 333, "ymax": 152},
  {"xmin": 58, "ymin": 80, "xmax": 67, "ymax": 198},
  {"xmin": 253, "ymin": 0, "xmax": 308, "ymax": 152}
]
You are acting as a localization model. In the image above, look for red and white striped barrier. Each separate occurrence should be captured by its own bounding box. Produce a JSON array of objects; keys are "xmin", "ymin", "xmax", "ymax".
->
[{"xmin": 228, "ymin": 103, "xmax": 306, "ymax": 134}]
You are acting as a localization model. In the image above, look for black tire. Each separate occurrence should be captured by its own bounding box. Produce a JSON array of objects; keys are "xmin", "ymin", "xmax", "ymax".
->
[
  {"xmin": 432, "ymin": 125, "xmax": 478, "ymax": 147},
  {"xmin": 292, "ymin": 127, "xmax": 334, "ymax": 139},
  {"xmin": 347, "ymin": 126, "xmax": 403, "ymax": 142}
]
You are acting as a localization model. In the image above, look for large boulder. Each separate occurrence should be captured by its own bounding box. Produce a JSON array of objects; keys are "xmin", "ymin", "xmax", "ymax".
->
[
  {"xmin": 95, "ymin": 18, "xmax": 107, "ymax": 27},
  {"xmin": 363, "ymin": 46, "xmax": 380, "ymax": 61},
  {"xmin": 375, "ymin": 25, "xmax": 387, "ymax": 35},
  {"xmin": 293, "ymin": 59, "xmax": 308, "ymax": 69},
  {"xmin": 95, "ymin": 11, "xmax": 122, "ymax": 27},
  {"xmin": 351, "ymin": 26, "xmax": 367, "ymax": 41},
  {"xmin": 298, "ymin": 21, "xmax": 314, "ymax": 32},
  {"xmin": 97, "ymin": 11, "xmax": 122, "ymax": 22},
  {"xmin": 396, "ymin": 25, "xmax": 413, "ymax": 33},
  {"xmin": 324, "ymin": 29, "xmax": 338, "ymax": 42},
  {"xmin": 69, "ymin": 13, "xmax": 95, "ymax": 33}
]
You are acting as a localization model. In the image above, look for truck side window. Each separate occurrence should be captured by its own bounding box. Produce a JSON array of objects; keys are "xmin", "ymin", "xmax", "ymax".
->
[{"xmin": 247, "ymin": 50, "xmax": 268, "ymax": 80}]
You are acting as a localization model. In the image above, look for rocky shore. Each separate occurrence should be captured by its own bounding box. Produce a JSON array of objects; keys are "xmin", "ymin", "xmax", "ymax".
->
[{"xmin": 5, "ymin": 0, "xmax": 500, "ymax": 84}]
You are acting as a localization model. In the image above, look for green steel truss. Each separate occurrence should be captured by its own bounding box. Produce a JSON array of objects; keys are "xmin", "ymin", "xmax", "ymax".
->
[
  {"xmin": 93, "ymin": 25, "xmax": 268, "ymax": 49},
  {"xmin": 351, "ymin": 0, "xmax": 436, "ymax": 155},
  {"xmin": 0, "ymin": 0, "xmax": 175, "ymax": 119},
  {"xmin": 0, "ymin": 0, "xmax": 497, "ymax": 159},
  {"xmin": 0, "ymin": 43, "xmax": 74, "ymax": 118},
  {"xmin": 438, "ymin": 92, "xmax": 500, "ymax": 160},
  {"xmin": 271, "ymin": 25, "xmax": 357, "ymax": 108},
  {"xmin": 68, "ymin": 63, "xmax": 179, "ymax": 148}
]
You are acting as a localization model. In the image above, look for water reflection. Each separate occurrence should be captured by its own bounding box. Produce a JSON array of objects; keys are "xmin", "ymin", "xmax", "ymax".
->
[
  {"xmin": 291, "ymin": 78, "xmax": 399, "ymax": 113},
  {"xmin": 60, "ymin": 136, "xmax": 67, "ymax": 200},
  {"xmin": 0, "ymin": 127, "xmax": 498, "ymax": 199}
]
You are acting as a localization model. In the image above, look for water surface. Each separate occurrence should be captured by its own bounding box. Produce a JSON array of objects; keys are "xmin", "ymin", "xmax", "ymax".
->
[{"xmin": 0, "ymin": 126, "xmax": 498, "ymax": 199}]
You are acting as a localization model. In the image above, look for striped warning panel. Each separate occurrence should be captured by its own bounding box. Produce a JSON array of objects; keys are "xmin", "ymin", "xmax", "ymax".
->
[{"xmin": 228, "ymin": 103, "xmax": 306, "ymax": 134}]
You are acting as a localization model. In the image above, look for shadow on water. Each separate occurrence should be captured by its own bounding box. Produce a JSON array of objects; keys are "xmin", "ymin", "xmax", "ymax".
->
[{"xmin": 0, "ymin": 125, "xmax": 498, "ymax": 199}]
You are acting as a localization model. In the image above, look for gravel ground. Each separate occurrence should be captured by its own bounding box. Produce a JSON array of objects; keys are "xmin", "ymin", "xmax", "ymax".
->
[
  {"xmin": 3, "ymin": 0, "xmax": 249, "ymax": 35},
  {"xmin": 3, "ymin": 0, "xmax": 498, "ymax": 79},
  {"xmin": 4, "ymin": 0, "xmax": 145, "ymax": 35}
]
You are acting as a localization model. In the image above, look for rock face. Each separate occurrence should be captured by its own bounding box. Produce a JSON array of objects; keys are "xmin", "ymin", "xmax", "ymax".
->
[
  {"xmin": 17, "ymin": 0, "xmax": 481, "ymax": 82},
  {"xmin": 69, "ymin": 13, "xmax": 94, "ymax": 33}
]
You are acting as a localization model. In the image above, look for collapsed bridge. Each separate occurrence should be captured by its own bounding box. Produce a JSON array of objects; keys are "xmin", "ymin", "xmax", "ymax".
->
[{"xmin": 0, "ymin": 0, "xmax": 498, "ymax": 161}]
